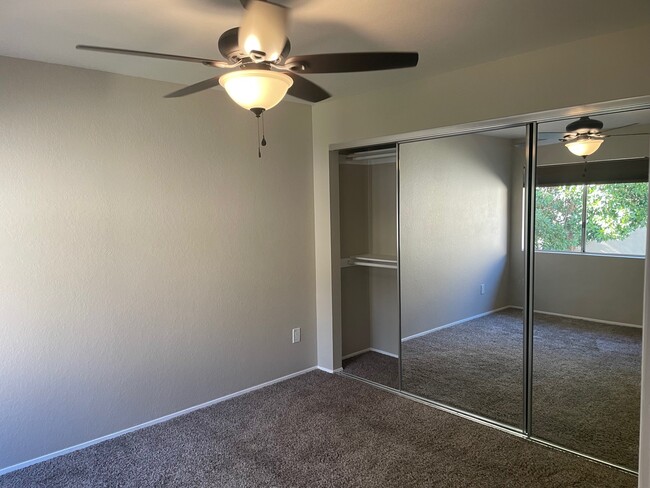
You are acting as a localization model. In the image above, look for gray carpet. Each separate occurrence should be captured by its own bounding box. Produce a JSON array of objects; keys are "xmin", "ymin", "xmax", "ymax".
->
[
  {"xmin": 0, "ymin": 371, "xmax": 636, "ymax": 488},
  {"xmin": 345, "ymin": 309, "xmax": 641, "ymax": 470},
  {"xmin": 342, "ymin": 351, "xmax": 399, "ymax": 389},
  {"xmin": 401, "ymin": 309, "xmax": 524, "ymax": 428},
  {"xmin": 532, "ymin": 312, "xmax": 641, "ymax": 471}
]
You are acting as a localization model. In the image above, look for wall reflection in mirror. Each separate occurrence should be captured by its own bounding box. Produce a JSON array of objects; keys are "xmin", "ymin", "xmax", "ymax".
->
[
  {"xmin": 532, "ymin": 109, "xmax": 649, "ymax": 470},
  {"xmin": 399, "ymin": 126, "xmax": 528, "ymax": 429}
]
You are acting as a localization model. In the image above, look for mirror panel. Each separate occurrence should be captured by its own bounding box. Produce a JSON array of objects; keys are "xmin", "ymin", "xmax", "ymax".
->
[
  {"xmin": 399, "ymin": 126, "xmax": 528, "ymax": 429},
  {"xmin": 532, "ymin": 108, "xmax": 649, "ymax": 469}
]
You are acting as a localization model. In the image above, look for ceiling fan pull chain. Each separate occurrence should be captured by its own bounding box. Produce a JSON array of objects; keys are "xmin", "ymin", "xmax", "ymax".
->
[
  {"xmin": 257, "ymin": 114, "xmax": 262, "ymax": 158},
  {"xmin": 261, "ymin": 112, "xmax": 267, "ymax": 147}
]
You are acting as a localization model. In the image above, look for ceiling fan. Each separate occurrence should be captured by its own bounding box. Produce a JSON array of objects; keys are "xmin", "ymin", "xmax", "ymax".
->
[
  {"xmin": 539, "ymin": 116, "xmax": 650, "ymax": 158},
  {"xmin": 76, "ymin": 0, "xmax": 418, "ymax": 115}
]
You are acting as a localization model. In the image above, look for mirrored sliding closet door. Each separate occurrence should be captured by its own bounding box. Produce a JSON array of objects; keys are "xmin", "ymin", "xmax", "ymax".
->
[
  {"xmin": 531, "ymin": 108, "xmax": 649, "ymax": 470},
  {"xmin": 399, "ymin": 126, "xmax": 529, "ymax": 429}
]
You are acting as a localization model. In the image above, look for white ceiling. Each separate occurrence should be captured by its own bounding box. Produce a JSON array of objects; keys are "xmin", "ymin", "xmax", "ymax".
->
[{"xmin": 2, "ymin": 0, "xmax": 650, "ymax": 102}]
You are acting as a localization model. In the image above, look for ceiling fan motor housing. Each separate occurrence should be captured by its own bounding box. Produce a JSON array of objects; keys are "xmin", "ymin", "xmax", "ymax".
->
[
  {"xmin": 218, "ymin": 27, "xmax": 291, "ymax": 65},
  {"xmin": 565, "ymin": 116, "xmax": 604, "ymax": 134}
]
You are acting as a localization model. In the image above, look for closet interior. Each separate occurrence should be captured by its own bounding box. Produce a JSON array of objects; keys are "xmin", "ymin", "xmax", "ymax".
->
[{"xmin": 338, "ymin": 145, "xmax": 399, "ymax": 388}]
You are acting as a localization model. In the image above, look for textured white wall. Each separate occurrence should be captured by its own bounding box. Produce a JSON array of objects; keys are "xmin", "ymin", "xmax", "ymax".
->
[{"xmin": 0, "ymin": 56, "xmax": 316, "ymax": 470}]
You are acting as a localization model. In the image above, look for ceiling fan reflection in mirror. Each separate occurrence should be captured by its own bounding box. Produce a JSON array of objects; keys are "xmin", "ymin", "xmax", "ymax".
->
[
  {"xmin": 76, "ymin": 0, "xmax": 419, "ymax": 157},
  {"xmin": 539, "ymin": 116, "xmax": 650, "ymax": 159}
]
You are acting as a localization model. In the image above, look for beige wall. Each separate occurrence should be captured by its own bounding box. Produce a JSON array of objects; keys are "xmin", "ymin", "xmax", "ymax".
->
[
  {"xmin": 340, "ymin": 267, "xmax": 370, "ymax": 356},
  {"xmin": 368, "ymin": 268, "xmax": 399, "ymax": 355},
  {"xmin": 534, "ymin": 253, "xmax": 645, "ymax": 325},
  {"xmin": 399, "ymin": 134, "xmax": 513, "ymax": 338},
  {"xmin": 370, "ymin": 164, "xmax": 397, "ymax": 256},
  {"xmin": 0, "ymin": 56, "xmax": 316, "ymax": 471}
]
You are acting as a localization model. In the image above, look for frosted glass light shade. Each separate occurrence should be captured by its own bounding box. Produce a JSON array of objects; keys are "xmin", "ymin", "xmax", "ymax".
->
[
  {"xmin": 219, "ymin": 70, "xmax": 293, "ymax": 111},
  {"xmin": 565, "ymin": 137, "xmax": 604, "ymax": 157},
  {"xmin": 239, "ymin": 0, "xmax": 288, "ymax": 62}
]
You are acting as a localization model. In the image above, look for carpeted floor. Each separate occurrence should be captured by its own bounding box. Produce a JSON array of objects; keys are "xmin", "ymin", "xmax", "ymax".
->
[
  {"xmin": 401, "ymin": 309, "xmax": 525, "ymax": 428},
  {"xmin": 531, "ymin": 312, "xmax": 641, "ymax": 471},
  {"xmin": 0, "ymin": 371, "xmax": 636, "ymax": 488},
  {"xmin": 342, "ymin": 351, "xmax": 399, "ymax": 389},
  {"xmin": 343, "ymin": 308, "xmax": 642, "ymax": 470}
]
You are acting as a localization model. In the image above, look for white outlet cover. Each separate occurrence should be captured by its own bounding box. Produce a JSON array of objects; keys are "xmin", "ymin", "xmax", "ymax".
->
[{"xmin": 292, "ymin": 328, "xmax": 301, "ymax": 343}]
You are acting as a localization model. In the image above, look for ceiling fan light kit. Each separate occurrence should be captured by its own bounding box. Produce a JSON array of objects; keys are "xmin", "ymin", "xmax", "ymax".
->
[
  {"xmin": 565, "ymin": 136, "xmax": 604, "ymax": 157},
  {"xmin": 219, "ymin": 69, "xmax": 293, "ymax": 112}
]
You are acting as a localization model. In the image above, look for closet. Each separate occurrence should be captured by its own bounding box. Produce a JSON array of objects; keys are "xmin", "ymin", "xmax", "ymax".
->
[{"xmin": 338, "ymin": 145, "xmax": 399, "ymax": 388}]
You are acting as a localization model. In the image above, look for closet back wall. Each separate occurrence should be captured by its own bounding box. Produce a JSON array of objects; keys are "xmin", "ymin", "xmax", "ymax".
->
[
  {"xmin": 339, "ymin": 162, "xmax": 398, "ymax": 357},
  {"xmin": 0, "ymin": 56, "xmax": 316, "ymax": 471}
]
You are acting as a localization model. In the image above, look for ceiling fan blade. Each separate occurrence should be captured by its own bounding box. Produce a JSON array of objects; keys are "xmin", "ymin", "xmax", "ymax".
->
[
  {"xmin": 538, "ymin": 132, "xmax": 567, "ymax": 140},
  {"xmin": 76, "ymin": 45, "xmax": 225, "ymax": 67},
  {"xmin": 164, "ymin": 77, "xmax": 222, "ymax": 98},
  {"xmin": 600, "ymin": 123, "xmax": 638, "ymax": 134},
  {"xmin": 240, "ymin": 0, "xmax": 270, "ymax": 7},
  {"xmin": 286, "ymin": 73, "xmax": 331, "ymax": 103},
  {"xmin": 604, "ymin": 133, "xmax": 650, "ymax": 137},
  {"xmin": 514, "ymin": 137, "xmax": 560, "ymax": 147},
  {"xmin": 283, "ymin": 52, "xmax": 418, "ymax": 74}
]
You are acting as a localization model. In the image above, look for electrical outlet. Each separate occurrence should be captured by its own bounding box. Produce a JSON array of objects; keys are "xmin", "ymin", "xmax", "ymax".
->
[
  {"xmin": 480, "ymin": 284, "xmax": 486, "ymax": 295},
  {"xmin": 292, "ymin": 328, "xmax": 301, "ymax": 344}
]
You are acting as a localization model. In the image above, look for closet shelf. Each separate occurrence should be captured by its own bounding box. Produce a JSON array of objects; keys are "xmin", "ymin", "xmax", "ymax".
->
[
  {"xmin": 341, "ymin": 147, "xmax": 397, "ymax": 166},
  {"xmin": 342, "ymin": 254, "xmax": 398, "ymax": 269}
]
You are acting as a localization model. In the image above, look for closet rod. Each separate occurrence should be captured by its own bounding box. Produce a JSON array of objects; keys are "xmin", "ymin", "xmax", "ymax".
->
[
  {"xmin": 352, "ymin": 261, "xmax": 398, "ymax": 270},
  {"xmin": 346, "ymin": 148, "xmax": 396, "ymax": 161}
]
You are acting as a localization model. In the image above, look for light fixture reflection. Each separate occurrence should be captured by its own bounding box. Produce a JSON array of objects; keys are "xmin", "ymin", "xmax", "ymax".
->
[
  {"xmin": 219, "ymin": 70, "xmax": 293, "ymax": 113},
  {"xmin": 565, "ymin": 136, "xmax": 604, "ymax": 157}
]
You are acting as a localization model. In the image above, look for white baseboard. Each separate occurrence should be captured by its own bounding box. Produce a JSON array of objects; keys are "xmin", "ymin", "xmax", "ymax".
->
[
  {"xmin": 317, "ymin": 366, "xmax": 343, "ymax": 374},
  {"xmin": 534, "ymin": 309, "xmax": 642, "ymax": 329},
  {"xmin": 342, "ymin": 347, "xmax": 398, "ymax": 360},
  {"xmin": 400, "ymin": 305, "xmax": 642, "ymax": 344},
  {"xmin": 342, "ymin": 348, "xmax": 371, "ymax": 360},
  {"xmin": 0, "ymin": 366, "xmax": 318, "ymax": 476},
  {"xmin": 401, "ymin": 306, "xmax": 512, "ymax": 342}
]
